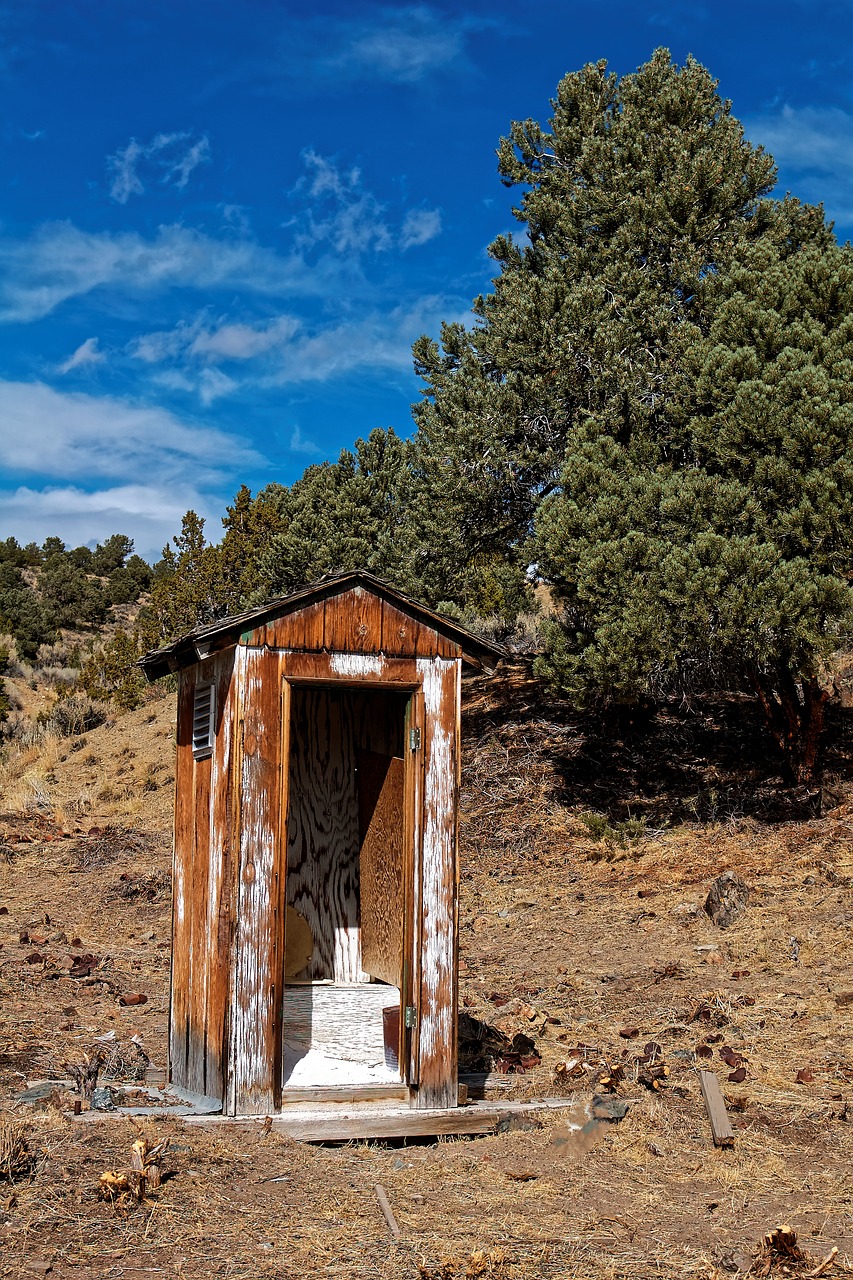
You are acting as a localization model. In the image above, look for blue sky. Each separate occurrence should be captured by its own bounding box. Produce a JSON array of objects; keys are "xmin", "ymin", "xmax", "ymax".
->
[{"xmin": 1, "ymin": 0, "xmax": 852, "ymax": 560}]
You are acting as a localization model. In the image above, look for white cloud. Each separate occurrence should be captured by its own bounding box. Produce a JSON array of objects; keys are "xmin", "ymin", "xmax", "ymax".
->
[
  {"xmin": 0, "ymin": 483, "xmax": 223, "ymax": 563},
  {"xmin": 289, "ymin": 425, "xmax": 322, "ymax": 456},
  {"xmin": 0, "ymin": 221, "xmax": 323, "ymax": 323},
  {"xmin": 747, "ymin": 104, "xmax": 853, "ymax": 225},
  {"xmin": 164, "ymin": 135, "xmax": 211, "ymax": 190},
  {"xmin": 344, "ymin": 8, "xmax": 468, "ymax": 83},
  {"xmin": 188, "ymin": 316, "xmax": 299, "ymax": 360},
  {"xmin": 0, "ymin": 379, "xmax": 259, "ymax": 484},
  {"xmin": 400, "ymin": 207, "xmax": 442, "ymax": 250},
  {"xmin": 281, "ymin": 7, "xmax": 494, "ymax": 85},
  {"xmin": 0, "ymin": 379, "xmax": 260, "ymax": 559},
  {"xmin": 57, "ymin": 336, "xmax": 105, "ymax": 374},
  {"xmin": 197, "ymin": 367, "xmax": 238, "ymax": 405},
  {"xmin": 265, "ymin": 293, "xmax": 471, "ymax": 385},
  {"xmin": 107, "ymin": 131, "xmax": 211, "ymax": 203},
  {"xmin": 295, "ymin": 150, "xmax": 393, "ymax": 255},
  {"xmin": 293, "ymin": 152, "xmax": 443, "ymax": 257},
  {"xmin": 108, "ymin": 138, "xmax": 146, "ymax": 204},
  {"xmin": 129, "ymin": 293, "xmax": 471, "ymax": 398}
]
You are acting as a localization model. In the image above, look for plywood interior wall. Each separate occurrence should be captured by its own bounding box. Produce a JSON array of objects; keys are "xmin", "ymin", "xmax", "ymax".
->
[{"xmin": 285, "ymin": 687, "xmax": 407, "ymax": 984}]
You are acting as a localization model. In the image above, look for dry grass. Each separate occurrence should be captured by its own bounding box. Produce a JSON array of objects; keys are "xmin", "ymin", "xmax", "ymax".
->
[{"xmin": 2, "ymin": 664, "xmax": 853, "ymax": 1277}]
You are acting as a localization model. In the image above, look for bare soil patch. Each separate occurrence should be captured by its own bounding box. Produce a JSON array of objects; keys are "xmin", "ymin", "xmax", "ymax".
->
[{"xmin": 1, "ymin": 664, "xmax": 853, "ymax": 1278}]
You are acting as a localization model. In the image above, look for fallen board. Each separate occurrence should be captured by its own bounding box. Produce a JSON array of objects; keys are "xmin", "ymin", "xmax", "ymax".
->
[{"xmin": 698, "ymin": 1069, "xmax": 735, "ymax": 1146}]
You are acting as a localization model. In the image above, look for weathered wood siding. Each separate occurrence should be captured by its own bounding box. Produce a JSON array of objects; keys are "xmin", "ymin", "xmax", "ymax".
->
[
  {"xmin": 171, "ymin": 650, "xmax": 236, "ymax": 1103},
  {"xmin": 247, "ymin": 584, "xmax": 461, "ymax": 659},
  {"xmin": 413, "ymin": 656, "xmax": 459, "ymax": 1110},
  {"xmin": 229, "ymin": 644, "xmax": 286, "ymax": 1114}
]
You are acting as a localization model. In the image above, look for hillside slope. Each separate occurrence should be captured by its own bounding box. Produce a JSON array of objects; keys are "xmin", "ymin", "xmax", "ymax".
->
[{"xmin": 1, "ymin": 667, "xmax": 853, "ymax": 1278}]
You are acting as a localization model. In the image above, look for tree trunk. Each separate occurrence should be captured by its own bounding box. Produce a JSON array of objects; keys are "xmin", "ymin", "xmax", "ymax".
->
[{"xmin": 749, "ymin": 667, "xmax": 829, "ymax": 786}]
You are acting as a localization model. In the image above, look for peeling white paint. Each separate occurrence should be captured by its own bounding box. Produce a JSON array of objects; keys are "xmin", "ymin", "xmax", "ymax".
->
[
  {"xmin": 330, "ymin": 652, "xmax": 384, "ymax": 677},
  {"xmin": 231, "ymin": 645, "xmax": 278, "ymax": 1111},
  {"xmin": 416, "ymin": 658, "xmax": 457, "ymax": 1093}
]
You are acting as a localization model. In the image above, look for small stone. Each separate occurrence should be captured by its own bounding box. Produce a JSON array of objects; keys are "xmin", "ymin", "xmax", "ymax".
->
[
  {"xmin": 91, "ymin": 1087, "xmax": 115, "ymax": 1111},
  {"xmin": 591, "ymin": 1094, "xmax": 629, "ymax": 1122},
  {"xmin": 704, "ymin": 871, "xmax": 750, "ymax": 929}
]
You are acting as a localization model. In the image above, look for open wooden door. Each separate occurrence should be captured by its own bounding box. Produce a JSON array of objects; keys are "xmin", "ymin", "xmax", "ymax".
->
[{"xmin": 357, "ymin": 749, "xmax": 404, "ymax": 988}]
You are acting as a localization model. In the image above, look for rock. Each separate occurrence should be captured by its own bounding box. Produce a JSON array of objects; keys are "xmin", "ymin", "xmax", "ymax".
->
[
  {"xmin": 704, "ymin": 871, "xmax": 750, "ymax": 929},
  {"xmin": 91, "ymin": 1087, "xmax": 115, "ymax": 1111},
  {"xmin": 17, "ymin": 1082, "xmax": 60, "ymax": 1103},
  {"xmin": 591, "ymin": 1093, "xmax": 629, "ymax": 1122}
]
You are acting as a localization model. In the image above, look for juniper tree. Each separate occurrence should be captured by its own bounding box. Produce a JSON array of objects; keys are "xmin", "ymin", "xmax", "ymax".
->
[
  {"xmin": 412, "ymin": 50, "xmax": 777, "ymax": 609},
  {"xmin": 536, "ymin": 205, "xmax": 853, "ymax": 782}
]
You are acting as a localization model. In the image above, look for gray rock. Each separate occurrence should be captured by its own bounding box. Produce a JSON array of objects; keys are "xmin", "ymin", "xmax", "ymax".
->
[
  {"xmin": 591, "ymin": 1094, "xmax": 629, "ymax": 1122},
  {"xmin": 704, "ymin": 871, "xmax": 750, "ymax": 929},
  {"xmin": 91, "ymin": 1087, "xmax": 115, "ymax": 1110}
]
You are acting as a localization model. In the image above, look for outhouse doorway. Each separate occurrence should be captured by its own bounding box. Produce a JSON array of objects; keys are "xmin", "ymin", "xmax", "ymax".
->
[{"xmin": 280, "ymin": 679, "xmax": 418, "ymax": 1093}]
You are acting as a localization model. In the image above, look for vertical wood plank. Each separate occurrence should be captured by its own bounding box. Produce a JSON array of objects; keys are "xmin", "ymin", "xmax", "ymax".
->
[
  {"xmin": 405, "ymin": 687, "xmax": 424, "ymax": 1090},
  {"xmin": 324, "ymin": 586, "xmax": 384, "ymax": 653},
  {"xmin": 263, "ymin": 601, "xmax": 326, "ymax": 650},
  {"xmin": 231, "ymin": 646, "xmax": 282, "ymax": 1114},
  {"xmin": 170, "ymin": 671, "xmax": 195, "ymax": 1090},
  {"xmin": 186, "ymin": 746, "xmax": 211, "ymax": 1095},
  {"xmin": 413, "ymin": 657, "xmax": 459, "ymax": 1109},
  {"xmin": 379, "ymin": 600, "xmax": 423, "ymax": 656},
  {"xmin": 202, "ymin": 649, "xmax": 237, "ymax": 1104}
]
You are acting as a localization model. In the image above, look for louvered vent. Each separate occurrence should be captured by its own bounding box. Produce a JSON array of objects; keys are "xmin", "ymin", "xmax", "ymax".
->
[{"xmin": 192, "ymin": 682, "xmax": 215, "ymax": 760}]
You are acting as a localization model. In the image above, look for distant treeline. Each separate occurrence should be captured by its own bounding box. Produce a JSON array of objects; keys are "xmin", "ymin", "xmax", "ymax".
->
[{"xmin": 0, "ymin": 533, "xmax": 152, "ymax": 661}]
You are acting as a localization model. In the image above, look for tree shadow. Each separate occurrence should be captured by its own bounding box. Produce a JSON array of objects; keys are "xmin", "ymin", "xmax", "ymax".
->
[{"xmin": 462, "ymin": 662, "xmax": 853, "ymax": 827}]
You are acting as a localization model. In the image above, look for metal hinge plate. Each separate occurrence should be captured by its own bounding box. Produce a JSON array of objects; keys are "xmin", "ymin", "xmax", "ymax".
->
[
  {"xmin": 409, "ymin": 727, "xmax": 421, "ymax": 752},
  {"xmin": 404, "ymin": 1005, "xmax": 417, "ymax": 1029}
]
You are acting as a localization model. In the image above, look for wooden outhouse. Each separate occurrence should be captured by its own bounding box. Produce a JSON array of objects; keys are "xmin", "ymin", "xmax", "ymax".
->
[{"xmin": 140, "ymin": 571, "xmax": 502, "ymax": 1116}]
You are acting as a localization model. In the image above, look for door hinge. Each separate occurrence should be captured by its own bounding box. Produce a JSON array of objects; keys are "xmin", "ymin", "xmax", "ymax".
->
[
  {"xmin": 404, "ymin": 1005, "xmax": 417, "ymax": 1029},
  {"xmin": 409, "ymin": 727, "xmax": 421, "ymax": 752}
]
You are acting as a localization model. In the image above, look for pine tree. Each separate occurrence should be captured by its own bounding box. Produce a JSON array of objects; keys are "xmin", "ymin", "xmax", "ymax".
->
[
  {"xmin": 412, "ymin": 50, "xmax": 777, "ymax": 610},
  {"xmin": 536, "ymin": 203, "xmax": 853, "ymax": 782}
]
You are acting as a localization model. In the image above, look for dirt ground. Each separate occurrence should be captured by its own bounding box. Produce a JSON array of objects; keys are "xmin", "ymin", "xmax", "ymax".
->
[{"xmin": 2, "ymin": 664, "xmax": 853, "ymax": 1279}]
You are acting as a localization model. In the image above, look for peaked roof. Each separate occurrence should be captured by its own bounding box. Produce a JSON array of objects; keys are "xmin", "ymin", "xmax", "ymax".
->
[{"xmin": 139, "ymin": 570, "xmax": 505, "ymax": 681}]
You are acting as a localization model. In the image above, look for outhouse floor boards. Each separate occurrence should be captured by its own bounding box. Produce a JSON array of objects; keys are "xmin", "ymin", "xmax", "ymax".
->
[{"xmin": 282, "ymin": 983, "xmax": 401, "ymax": 1089}]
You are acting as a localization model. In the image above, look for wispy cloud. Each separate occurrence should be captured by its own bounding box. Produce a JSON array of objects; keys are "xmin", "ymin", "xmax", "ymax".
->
[
  {"xmin": 293, "ymin": 151, "xmax": 442, "ymax": 256},
  {"xmin": 0, "ymin": 222, "xmax": 325, "ymax": 323},
  {"xmin": 747, "ymin": 104, "xmax": 853, "ymax": 226},
  {"xmin": 289, "ymin": 425, "xmax": 322, "ymax": 456},
  {"xmin": 125, "ymin": 292, "xmax": 470, "ymax": 399},
  {"xmin": 57, "ymin": 336, "xmax": 105, "ymax": 374},
  {"xmin": 0, "ymin": 379, "xmax": 259, "ymax": 483},
  {"xmin": 107, "ymin": 131, "xmax": 211, "ymax": 203},
  {"xmin": 128, "ymin": 313, "xmax": 300, "ymax": 371},
  {"xmin": 0, "ymin": 379, "xmax": 261, "ymax": 558},
  {"xmin": 294, "ymin": 151, "xmax": 394, "ymax": 254},
  {"xmin": 400, "ymin": 207, "xmax": 442, "ymax": 250},
  {"xmin": 279, "ymin": 7, "xmax": 495, "ymax": 86}
]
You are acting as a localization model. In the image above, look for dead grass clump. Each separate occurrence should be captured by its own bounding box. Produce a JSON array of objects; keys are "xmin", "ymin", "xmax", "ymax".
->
[
  {"xmin": 107, "ymin": 869, "xmax": 170, "ymax": 902},
  {"xmin": 71, "ymin": 824, "xmax": 163, "ymax": 870},
  {"xmin": 0, "ymin": 1117, "xmax": 37, "ymax": 1182},
  {"xmin": 418, "ymin": 1249, "xmax": 511, "ymax": 1280}
]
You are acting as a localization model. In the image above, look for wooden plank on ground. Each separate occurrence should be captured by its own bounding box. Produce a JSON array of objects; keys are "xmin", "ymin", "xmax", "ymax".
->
[
  {"xmin": 280, "ymin": 1084, "xmax": 410, "ymax": 1105},
  {"xmin": 698, "ymin": 1070, "xmax": 735, "ymax": 1146},
  {"xmin": 268, "ymin": 1108, "xmax": 500, "ymax": 1142}
]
